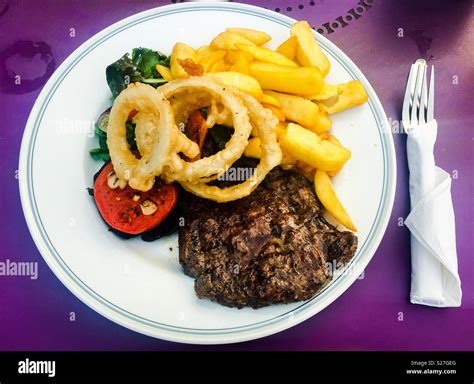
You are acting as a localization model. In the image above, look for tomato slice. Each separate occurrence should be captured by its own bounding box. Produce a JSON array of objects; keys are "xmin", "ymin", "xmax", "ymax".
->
[
  {"xmin": 185, "ymin": 110, "xmax": 208, "ymax": 160},
  {"xmin": 93, "ymin": 162, "xmax": 178, "ymax": 235}
]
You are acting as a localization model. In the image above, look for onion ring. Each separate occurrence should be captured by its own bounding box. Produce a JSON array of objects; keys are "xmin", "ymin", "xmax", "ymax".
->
[
  {"xmin": 169, "ymin": 91, "xmax": 211, "ymax": 127},
  {"xmin": 158, "ymin": 75, "xmax": 253, "ymax": 183},
  {"xmin": 170, "ymin": 90, "xmax": 233, "ymax": 131},
  {"xmin": 107, "ymin": 77, "xmax": 281, "ymax": 202},
  {"xmin": 180, "ymin": 88, "xmax": 282, "ymax": 202},
  {"xmin": 107, "ymin": 82, "xmax": 199, "ymax": 191}
]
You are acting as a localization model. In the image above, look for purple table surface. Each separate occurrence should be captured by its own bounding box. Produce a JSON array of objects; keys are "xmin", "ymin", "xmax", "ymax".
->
[{"xmin": 0, "ymin": 0, "xmax": 472, "ymax": 351}]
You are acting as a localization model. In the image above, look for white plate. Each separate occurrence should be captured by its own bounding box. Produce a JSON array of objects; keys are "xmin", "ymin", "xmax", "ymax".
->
[{"xmin": 19, "ymin": 2, "xmax": 396, "ymax": 344}]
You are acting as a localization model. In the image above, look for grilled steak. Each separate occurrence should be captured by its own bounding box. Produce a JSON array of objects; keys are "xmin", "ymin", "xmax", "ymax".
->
[{"xmin": 179, "ymin": 168, "xmax": 357, "ymax": 308}]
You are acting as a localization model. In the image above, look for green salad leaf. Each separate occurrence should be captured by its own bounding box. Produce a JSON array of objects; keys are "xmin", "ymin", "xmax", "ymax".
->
[
  {"xmin": 89, "ymin": 147, "xmax": 110, "ymax": 162},
  {"xmin": 106, "ymin": 47, "xmax": 171, "ymax": 98},
  {"xmin": 208, "ymin": 124, "xmax": 233, "ymax": 151},
  {"xmin": 91, "ymin": 47, "xmax": 171, "ymax": 162},
  {"xmin": 89, "ymin": 125, "xmax": 110, "ymax": 161},
  {"xmin": 132, "ymin": 47, "xmax": 170, "ymax": 79},
  {"xmin": 105, "ymin": 54, "xmax": 141, "ymax": 99},
  {"xmin": 125, "ymin": 120, "xmax": 137, "ymax": 151}
]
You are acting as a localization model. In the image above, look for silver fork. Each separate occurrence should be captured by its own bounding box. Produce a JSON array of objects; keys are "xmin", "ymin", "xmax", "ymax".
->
[
  {"xmin": 402, "ymin": 58, "xmax": 435, "ymax": 131},
  {"xmin": 403, "ymin": 59, "xmax": 447, "ymax": 306}
]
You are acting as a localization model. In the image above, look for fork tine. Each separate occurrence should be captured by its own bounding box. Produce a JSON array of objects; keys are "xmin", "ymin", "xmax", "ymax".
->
[
  {"xmin": 419, "ymin": 67, "xmax": 428, "ymax": 124},
  {"xmin": 427, "ymin": 65, "xmax": 435, "ymax": 122},
  {"xmin": 410, "ymin": 60, "xmax": 426, "ymax": 125},
  {"xmin": 402, "ymin": 64, "xmax": 416, "ymax": 126}
]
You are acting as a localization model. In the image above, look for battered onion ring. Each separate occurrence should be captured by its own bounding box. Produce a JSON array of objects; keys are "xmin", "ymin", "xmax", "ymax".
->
[
  {"xmin": 158, "ymin": 75, "xmax": 253, "ymax": 183},
  {"xmin": 107, "ymin": 77, "xmax": 280, "ymax": 201},
  {"xmin": 133, "ymin": 111, "xmax": 158, "ymax": 157},
  {"xmin": 180, "ymin": 89, "xmax": 282, "ymax": 202},
  {"xmin": 107, "ymin": 82, "xmax": 199, "ymax": 191},
  {"xmin": 170, "ymin": 91, "xmax": 232, "ymax": 129},
  {"xmin": 169, "ymin": 91, "xmax": 211, "ymax": 127},
  {"xmin": 205, "ymin": 97, "xmax": 233, "ymax": 129},
  {"xmin": 167, "ymin": 89, "xmax": 237, "ymax": 184}
]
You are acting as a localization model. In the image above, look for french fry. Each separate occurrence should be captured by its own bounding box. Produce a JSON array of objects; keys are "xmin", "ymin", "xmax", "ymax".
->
[
  {"xmin": 211, "ymin": 71, "xmax": 263, "ymax": 101},
  {"xmin": 264, "ymin": 90, "xmax": 319, "ymax": 128},
  {"xmin": 262, "ymin": 103, "xmax": 285, "ymax": 121},
  {"xmin": 275, "ymin": 121, "xmax": 288, "ymax": 138},
  {"xmin": 211, "ymin": 31, "xmax": 256, "ymax": 50},
  {"xmin": 319, "ymin": 132, "xmax": 330, "ymax": 140},
  {"xmin": 236, "ymin": 43, "xmax": 297, "ymax": 67},
  {"xmin": 309, "ymin": 82, "xmax": 339, "ymax": 102},
  {"xmin": 229, "ymin": 53, "xmax": 250, "ymax": 74},
  {"xmin": 322, "ymin": 80, "xmax": 368, "ymax": 114},
  {"xmin": 314, "ymin": 170, "xmax": 356, "ymax": 231},
  {"xmin": 196, "ymin": 45, "xmax": 214, "ymax": 60},
  {"xmin": 327, "ymin": 134, "xmax": 342, "ymax": 146},
  {"xmin": 249, "ymin": 62, "xmax": 322, "ymax": 96},
  {"xmin": 198, "ymin": 50, "xmax": 227, "ymax": 72},
  {"xmin": 307, "ymin": 109, "xmax": 332, "ymax": 135},
  {"xmin": 291, "ymin": 21, "xmax": 331, "ymax": 77},
  {"xmin": 326, "ymin": 134, "xmax": 344, "ymax": 177},
  {"xmin": 208, "ymin": 59, "xmax": 226, "ymax": 73},
  {"xmin": 244, "ymin": 137, "xmax": 262, "ymax": 158},
  {"xmin": 261, "ymin": 92, "xmax": 282, "ymax": 108},
  {"xmin": 279, "ymin": 123, "xmax": 351, "ymax": 171},
  {"xmin": 155, "ymin": 64, "xmax": 173, "ymax": 81},
  {"xmin": 245, "ymin": 137, "xmax": 296, "ymax": 165},
  {"xmin": 276, "ymin": 36, "xmax": 298, "ymax": 60},
  {"xmin": 170, "ymin": 43, "xmax": 197, "ymax": 78},
  {"xmin": 226, "ymin": 27, "xmax": 271, "ymax": 45},
  {"xmin": 225, "ymin": 49, "xmax": 253, "ymax": 64}
]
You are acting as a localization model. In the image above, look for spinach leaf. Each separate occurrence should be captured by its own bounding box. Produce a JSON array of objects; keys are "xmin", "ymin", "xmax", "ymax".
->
[
  {"xmin": 89, "ymin": 120, "xmax": 137, "ymax": 162},
  {"xmin": 199, "ymin": 124, "xmax": 233, "ymax": 158},
  {"xmin": 126, "ymin": 120, "xmax": 137, "ymax": 150},
  {"xmin": 89, "ymin": 124, "xmax": 110, "ymax": 161},
  {"xmin": 105, "ymin": 53, "xmax": 142, "ymax": 98},
  {"xmin": 208, "ymin": 124, "xmax": 233, "ymax": 151},
  {"xmin": 106, "ymin": 48, "xmax": 171, "ymax": 98},
  {"xmin": 93, "ymin": 47, "xmax": 171, "ymax": 161},
  {"xmin": 89, "ymin": 147, "xmax": 110, "ymax": 162},
  {"xmin": 132, "ymin": 47, "xmax": 169, "ymax": 79}
]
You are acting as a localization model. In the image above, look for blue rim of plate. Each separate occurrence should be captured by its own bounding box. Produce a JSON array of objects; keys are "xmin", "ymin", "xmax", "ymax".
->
[{"xmin": 20, "ymin": 3, "xmax": 396, "ymax": 341}]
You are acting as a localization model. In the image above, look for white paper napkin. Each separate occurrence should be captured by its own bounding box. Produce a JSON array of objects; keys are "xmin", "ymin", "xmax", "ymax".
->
[{"xmin": 405, "ymin": 120, "xmax": 462, "ymax": 307}]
